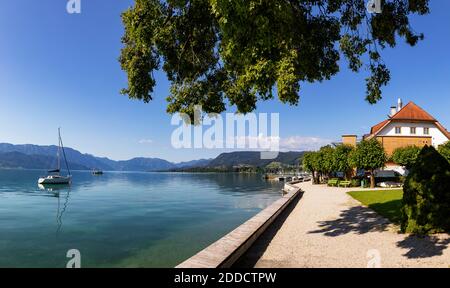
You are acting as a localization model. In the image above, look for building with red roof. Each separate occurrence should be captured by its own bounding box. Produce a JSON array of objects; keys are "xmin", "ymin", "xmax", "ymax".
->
[{"xmin": 342, "ymin": 98, "xmax": 449, "ymax": 156}]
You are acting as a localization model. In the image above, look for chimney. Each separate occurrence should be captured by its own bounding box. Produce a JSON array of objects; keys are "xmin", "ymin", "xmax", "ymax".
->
[
  {"xmin": 397, "ymin": 98, "xmax": 403, "ymax": 112},
  {"xmin": 390, "ymin": 106, "xmax": 397, "ymax": 117},
  {"xmin": 342, "ymin": 135, "xmax": 357, "ymax": 147}
]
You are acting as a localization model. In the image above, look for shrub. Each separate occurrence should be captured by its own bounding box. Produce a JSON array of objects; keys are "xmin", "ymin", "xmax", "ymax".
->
[
  {"xmin": 401, "ymin": 146, "xmax": 450, "ymax": 234},
  {"xmin": 350, "ymin": 179, "xmax": 361, "ymax": 187},
  {"xmin": 438, "ymin": 141, "xmax": 450, "ymax": 163}
]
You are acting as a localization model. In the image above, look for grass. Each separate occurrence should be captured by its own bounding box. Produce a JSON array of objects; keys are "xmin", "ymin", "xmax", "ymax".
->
[{"xmin": 347, "ymin": 190, "xmax": 403, "ymax": 224}]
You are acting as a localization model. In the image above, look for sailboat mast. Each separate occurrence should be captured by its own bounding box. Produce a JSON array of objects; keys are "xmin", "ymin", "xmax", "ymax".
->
[
  {"xmin": 59, "ymin": 128, "xmax": 71, "ymax": 176},
  {"xmin": 57, "ymin": 128, "xmax": 61, "ymax": 173}
]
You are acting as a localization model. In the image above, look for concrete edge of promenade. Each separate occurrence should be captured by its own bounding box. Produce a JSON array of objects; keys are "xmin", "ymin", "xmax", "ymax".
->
[{"xmin": 175, "ymin": 181, "xmax": 304, "ymax": 268}]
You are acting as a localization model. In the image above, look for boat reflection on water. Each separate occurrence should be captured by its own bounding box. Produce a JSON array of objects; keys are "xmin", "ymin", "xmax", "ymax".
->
[
  {"xmin": 38, "ymin": 183, "xmax": 67, "ymax": 194},
  {"xmin": 38, "ymin": 184, "xmax": 71, "ymax": 234}
]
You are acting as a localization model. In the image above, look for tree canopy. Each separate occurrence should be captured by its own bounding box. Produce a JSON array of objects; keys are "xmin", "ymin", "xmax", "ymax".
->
[
  {"xmin": 332, "ymin": 144, "xmax": 354, "ymax": 178},
  {"xmin": 120, "ymin": 0, "xmax": 430, "ymax": 118},
  {"xmin": 391, "ymin": 145, "xmax": 421, "ymax": 169},
  {"xmin": 302, "ymin": 145, "xmax": 336, "ymax": 183},
  {"xmin": 349, "ymin": 139, "xmax": 386, "ymax": 170},
  {"xmin": 302, "ymin": 151, "xmax": 322, "ymax": 183},
  {"xmin": 319, "ymin": 145, "xmax": 335, "ymax": 175},
  {"xmin": 349, "ymin": 138, "xmax": 387, "ymax": 187}
]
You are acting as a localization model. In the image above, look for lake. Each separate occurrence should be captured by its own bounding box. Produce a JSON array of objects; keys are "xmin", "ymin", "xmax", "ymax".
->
[{"xmin": 0, "ymin": 169, "xmax": 283, "ymax": 267}]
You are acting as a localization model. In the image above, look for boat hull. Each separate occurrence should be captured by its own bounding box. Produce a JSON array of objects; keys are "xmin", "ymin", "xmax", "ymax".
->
[{"xmin": 38, "ymin": 176, "xmax": 71, "ymax": 185}]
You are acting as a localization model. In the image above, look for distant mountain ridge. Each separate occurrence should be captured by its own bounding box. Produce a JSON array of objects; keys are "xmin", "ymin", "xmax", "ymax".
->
[
  {"xmin": 0, "ymin": 143, "xmax": 304, "ymax": 172},
  {"xmin": 0, "ymin": 151, "xmax": 89, "ymax": 170},
  {"xmin": 206, "ymin": 151, "xmax": 304, "ymax": 168},
  {"xmin": 0, "ymin": 143, "xmax": 211, "ymax": 171}
]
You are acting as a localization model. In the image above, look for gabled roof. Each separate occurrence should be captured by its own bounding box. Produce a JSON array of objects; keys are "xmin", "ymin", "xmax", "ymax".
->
[
  {"xmin": 370, "ymin": 119, "xmax": 390, "ymax": 135},
  {"xmin": 367, "ymin": 101, "xmax": 450, "ymax": 140},
  {"xmin": 390, "ymin": 102, "xmax": 436, "ymax": 121}
]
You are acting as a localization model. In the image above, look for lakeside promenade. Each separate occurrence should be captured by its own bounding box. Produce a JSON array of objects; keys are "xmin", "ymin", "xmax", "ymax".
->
[{"xmin": 237, "ymin": 182, "xmax": 450, "ymax": 268}]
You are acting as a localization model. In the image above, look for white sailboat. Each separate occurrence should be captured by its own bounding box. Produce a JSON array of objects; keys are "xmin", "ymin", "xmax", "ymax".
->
[{"xmin": 38, "ymin": 128, "xmax": 72, "ymax": 185}]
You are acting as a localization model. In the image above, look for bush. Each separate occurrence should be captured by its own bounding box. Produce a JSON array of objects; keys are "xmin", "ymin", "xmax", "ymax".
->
[
  {"xmin": 401, "ymin": 146, "xmax": 450, "ymax": 234},
  {"xmin": 438, "ymin": 141, "xmax": 450, "ymax": 163},
  {"xmin": 350, "ymin": 179, "xmax": 361, "ymax": 187}
]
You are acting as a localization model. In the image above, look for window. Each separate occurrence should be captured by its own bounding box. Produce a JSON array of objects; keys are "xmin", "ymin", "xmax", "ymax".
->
[
  {"xmin": 410, "ymin": 127, "xmax": 416, "ymax": 135},
  {"xmin": 395, "ymin": 127, "xmax": 402, "ymax": 134},
  {"xmin": 424, "ymin": 127, "xmax": 430, "ymax": 135}
]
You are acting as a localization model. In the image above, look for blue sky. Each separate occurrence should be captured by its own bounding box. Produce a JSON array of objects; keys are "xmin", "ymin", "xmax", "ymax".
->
[{"xmin": 0, "ymin": 0, "xmax": 449, "ymax": 162}]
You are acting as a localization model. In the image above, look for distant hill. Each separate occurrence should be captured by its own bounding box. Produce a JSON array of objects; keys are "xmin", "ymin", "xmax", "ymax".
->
[
  {"xmin": 0, "ymin": 143, "xmax": 304, "ymax": 172},
  {"xmin": 0, "ymin": 143, "xmax": 174, "ymax": 171},
  {"xmin": 0, "ymin": 152, "xmax": 89, "ymax": 170},
  {"xmin": 174, "ymin": 159, "xmax": 212, "ymax": 168},
  {"xmin": 0, "ymin": 143, "xmax": 116, "ymax": 170},
  {"xmin": 168, "ymin": 151, "xmax": 305, "ymax": 172},
  {"xmin": 115, "ymin": 157, "xmax": 175, "ymax": 171},
  {"xmin": 207, "ymin": 151, "xmax": 304, "ymax": 168}
]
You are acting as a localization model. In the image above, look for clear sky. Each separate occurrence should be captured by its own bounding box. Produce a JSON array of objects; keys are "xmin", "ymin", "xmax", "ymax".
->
[{"xmin": 0, "ymin": 1, "xmax": 449, "ymax": 162}]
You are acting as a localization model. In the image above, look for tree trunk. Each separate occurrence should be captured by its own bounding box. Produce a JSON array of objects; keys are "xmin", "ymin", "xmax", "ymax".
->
[
  {"xmin": 345, "ymin": 169, "xmax": 353, "ymax": 181},
  {"xmin": 370, "ymin": 171, "xmax": 375, "ymax": 188}
]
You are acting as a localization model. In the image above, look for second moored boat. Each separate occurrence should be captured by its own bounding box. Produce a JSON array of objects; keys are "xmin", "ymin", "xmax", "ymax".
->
[{"xmin": 92, "ymin": 169, "xmax": 103, "ymax": 175}]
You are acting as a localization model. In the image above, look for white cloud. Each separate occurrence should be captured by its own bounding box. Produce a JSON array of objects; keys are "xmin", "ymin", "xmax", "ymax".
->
[
  {"xmin": 228, "ymin": 135, "xmax": 331, "ymax": 151},
  {"xmin": 233, "ymin": 134, "xmax": 280, "ymax": 149},
  {"xmin": 279, "ymin": 136, "xmax": 332, "ymax": 151},
  {"xmin": 138, "ymin": 139, "xmax": 153, "ymax": 144}
]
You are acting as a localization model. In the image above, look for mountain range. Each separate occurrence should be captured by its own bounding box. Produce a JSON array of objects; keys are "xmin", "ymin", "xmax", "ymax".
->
[{"xmin": 0, "ymin": 143, "xmax": 304, "ymax": 172}]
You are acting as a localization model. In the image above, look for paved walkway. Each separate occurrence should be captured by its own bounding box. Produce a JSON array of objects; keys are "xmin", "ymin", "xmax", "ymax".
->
[{"xmin": 237, "ymin": 182, "xmax": 450, "ymax": 268}]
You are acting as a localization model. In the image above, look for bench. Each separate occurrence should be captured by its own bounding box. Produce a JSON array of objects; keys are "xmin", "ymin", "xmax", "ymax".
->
[
  {"xmin": 338, "ymin": 180, "xmax": 351, "ymax": 188},
  {"xmin": 327, "ymin": 179, "xmax": 339, "ymax": 187}
]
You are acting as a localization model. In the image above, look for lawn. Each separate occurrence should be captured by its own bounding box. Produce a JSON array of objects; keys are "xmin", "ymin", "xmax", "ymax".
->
[{"xmin": 347, "ymin": 190, "xmax": 403, "ymax": 224}]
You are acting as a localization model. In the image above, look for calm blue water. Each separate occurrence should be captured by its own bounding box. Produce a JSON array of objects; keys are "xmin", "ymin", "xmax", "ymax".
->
[{"xmin": 0, "ymin": 169, "xmax": 282, "ymax": 267}]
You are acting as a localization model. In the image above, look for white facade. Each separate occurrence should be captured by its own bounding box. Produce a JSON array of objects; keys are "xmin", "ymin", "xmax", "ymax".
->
[{"xmin": 377, "ymin": 121, "xmax": 448, "ymax": 148}]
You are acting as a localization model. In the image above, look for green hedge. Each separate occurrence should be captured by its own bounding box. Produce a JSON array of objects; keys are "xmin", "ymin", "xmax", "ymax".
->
[{"xmin": 401, "ymin": 146, "xmax": 450, "ymax": 234}]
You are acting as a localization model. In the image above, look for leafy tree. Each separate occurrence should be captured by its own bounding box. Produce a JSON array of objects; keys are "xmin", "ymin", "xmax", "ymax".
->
[
  {"xmin": 401, "ymin": 146, "xmax": 450, "ymax": 234},
  {"xmin": 348, "ymin": 139, "xmax": 387, "ymax": 188},
  {"xmin": 303, "ymin": 146, "xmax": 335, "ymax": 183},
  {"xmin": 332, "ymin": 144, "xmax": 354, "ymax": 179},
  {"xmin": 391, "ymin": 145, "xmax": 421, "ymax": 169},
  {"xmin": 120, "ymin": 0, "xmax": 429, "ymax": 119},
  {"xmin": 319, "ymin": 145, "xmax": 335, "ymax": 177},
  {"xmin": 303, "ymin": 151, "xmax": 320, "ymax": 184},
  {"xmin": 438, "ymin": 141, "xmax": 450, "ymax": 163},
  {"xmin": 265, "ymin": 161, "xmax": 283, "ymax": 173},
  {"xmin": 302, "ymin": 152, "xmax": 317, "ymax": 184}
]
